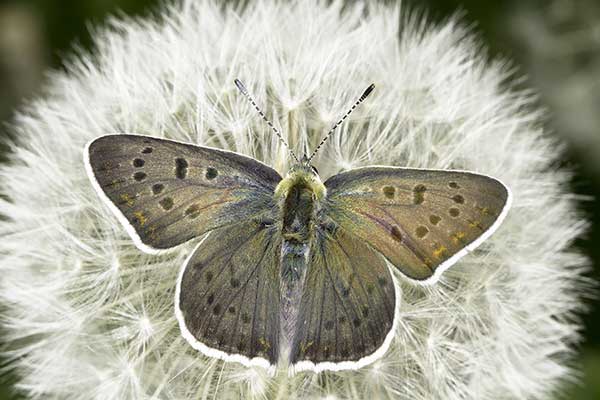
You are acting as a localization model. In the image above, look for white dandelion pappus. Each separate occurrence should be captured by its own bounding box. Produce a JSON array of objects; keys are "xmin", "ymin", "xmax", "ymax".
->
[{"xmin": 0, "ymin": 0, "xmax": 590, "ymax": 399}]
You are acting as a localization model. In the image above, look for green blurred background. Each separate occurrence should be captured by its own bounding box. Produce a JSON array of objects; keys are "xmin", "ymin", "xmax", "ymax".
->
[{"xmin": 0, "ymin": 0, "xmax": 598, "ymax": 398}]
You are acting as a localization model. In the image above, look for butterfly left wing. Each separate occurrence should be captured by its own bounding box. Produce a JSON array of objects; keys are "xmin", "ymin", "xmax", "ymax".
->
[
  {"xmin": 290, "ymin": 228, "xmax": 397, "ymax": 372},
  {"xmin": 85, "ymin": 134, "xmax": 281, "ymax": 253},
  {"xmin": 176, "ymin": 218, "xmax": 281, "ymax": 369},
  {"xmin": 323, "ymin": 167, "xmax": 511, "ymax": 283}
]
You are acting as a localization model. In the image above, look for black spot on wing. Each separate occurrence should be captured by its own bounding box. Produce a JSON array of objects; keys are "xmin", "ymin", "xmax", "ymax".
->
[
  {"xmin": 205, "ymin": 167, "xmax": 218, "ymax": 180},
  {"xmin": 452, "ymin": 194, "xmax": 464, "ymax": 204},
  {"xmin": 416, "ymin": 225, "xmax": 429, "ymax": 238},
  {"xmin": 159, "ymin": 197, "xmax": 174, "ymax": 211},
  {"xmin": 151, "ymin": 183, "xmax": 164, "ymax": 195},
  {"xmin": 413, "ymin": 184, "xmax": 426, "ymax": 205},
  {"xmin": 185, "ymin": 204, "xmax": 200, "ymax": 218},
  {"xmin": 133, "ymin": 171, "xmax": 146, "ymax": 182},
  {"xmin": 175, "ymin": 158, "xmax": 188, "ymax": 179},
  {"xmin": 382, "ymin": 186, "xmax": 395, "ymax": 199}
]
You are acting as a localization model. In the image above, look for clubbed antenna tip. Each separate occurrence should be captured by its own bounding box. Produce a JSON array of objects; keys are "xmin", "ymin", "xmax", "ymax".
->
[
  {"xmin": 234, "ymin": 79, "xmax": 248, "ymax": 95},
  {"xmin": 360, "ymin": 83, "xmax": 375, "ymax": 101}
]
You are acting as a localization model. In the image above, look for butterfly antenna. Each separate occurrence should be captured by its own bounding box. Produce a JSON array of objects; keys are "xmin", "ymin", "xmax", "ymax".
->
[
  {"xmin": 307, "ymin": 83, "xmax": 375, "ymax": 162},
  {"xmin": 234, "ymin": 79, "xmax": 300, "ymax": 164}
]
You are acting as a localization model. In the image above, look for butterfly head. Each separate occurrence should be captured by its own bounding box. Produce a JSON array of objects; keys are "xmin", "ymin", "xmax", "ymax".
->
[{"xmin": 274, "ymin": 155, "xmax": 326, "ymax": 201}]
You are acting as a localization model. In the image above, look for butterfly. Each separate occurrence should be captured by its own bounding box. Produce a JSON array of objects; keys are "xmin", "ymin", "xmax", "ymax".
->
[{"xmin": 84, "ymin": 80, "xmax": 511, "ymax": 374}]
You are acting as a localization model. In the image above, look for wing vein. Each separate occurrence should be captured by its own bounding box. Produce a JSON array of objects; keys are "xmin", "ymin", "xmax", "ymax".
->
[
  {"xmin": 321, "ymin": 240, "xmax": 365, "ymax": 357},
  {"xmin": 211, "ymin": 232, "xmax": 273, "ymax": 335},
  {"xmin": 336, "ymin": 238, "xmax": 392, "ymax": 334}
]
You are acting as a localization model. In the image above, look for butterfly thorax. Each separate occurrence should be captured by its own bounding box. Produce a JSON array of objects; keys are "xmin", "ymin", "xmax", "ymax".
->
[{"xmin": 275, "ymin": 165, "xmax": 326, "ymax": 248}]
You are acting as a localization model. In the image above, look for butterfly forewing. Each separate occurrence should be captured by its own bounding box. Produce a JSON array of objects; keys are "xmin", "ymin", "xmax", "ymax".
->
[
  {"xmin": 85, "ymin": 134, "xmax": 281, "ymax": 251},
  {"xmin": 176, "ymin": 218, "xmax": 281, "ymax": 367},
  {"xmin": 324, "ymin": 167, "xmax": 511, "ymax": 282},
  {"xmin": 290, "ymin": 228, "xmax": 396, "ymax": 371}
]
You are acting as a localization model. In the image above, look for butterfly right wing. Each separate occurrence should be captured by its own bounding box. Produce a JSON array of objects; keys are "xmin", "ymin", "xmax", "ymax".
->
[
  {"xmin": 176, "ymin": 218, "xmax": 282, "ymax": 369},
  {"xmin": 323, "ymin": 167, "xmax": 511, "ymax": 283},
  {"xmin": 85, "ymin": 134, "xmax": 281, "ymax": 253},
  {"xmin": 290, "ymin": 227, "xmax": 397, "ymax": 373}
]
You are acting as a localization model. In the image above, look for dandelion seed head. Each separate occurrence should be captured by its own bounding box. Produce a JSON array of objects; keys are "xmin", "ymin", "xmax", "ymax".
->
[{"xmin": 0, "ymin": 0, "xmax": 589, "ymax": 399}]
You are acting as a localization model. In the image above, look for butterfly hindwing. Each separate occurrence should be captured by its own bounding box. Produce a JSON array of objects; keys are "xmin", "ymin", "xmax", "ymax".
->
[
  {"xmin": 290, "ymin": 228, "xmax": 396, "ymax": 372},
  {"xmin": 324, "ymin": 167, "xmax": 511, "ymax": 282},
  {"xmin": 176, "ymin": 218, "xmax": 281, "ymax": 367},
  {"xmin": 85, "ymin": 134, "xmax": 281, "ymax": 252}
]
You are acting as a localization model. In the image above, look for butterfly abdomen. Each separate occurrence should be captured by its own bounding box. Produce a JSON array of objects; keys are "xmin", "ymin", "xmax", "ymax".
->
[{"xmin": 280, "ymin": 241, "xmax": 309, "ymax": 354}]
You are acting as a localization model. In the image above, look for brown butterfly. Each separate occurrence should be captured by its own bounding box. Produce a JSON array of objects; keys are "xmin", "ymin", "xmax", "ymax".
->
[{"xmin": 84, "ymin": 81, "xmax": 511, "ymax": 374}]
